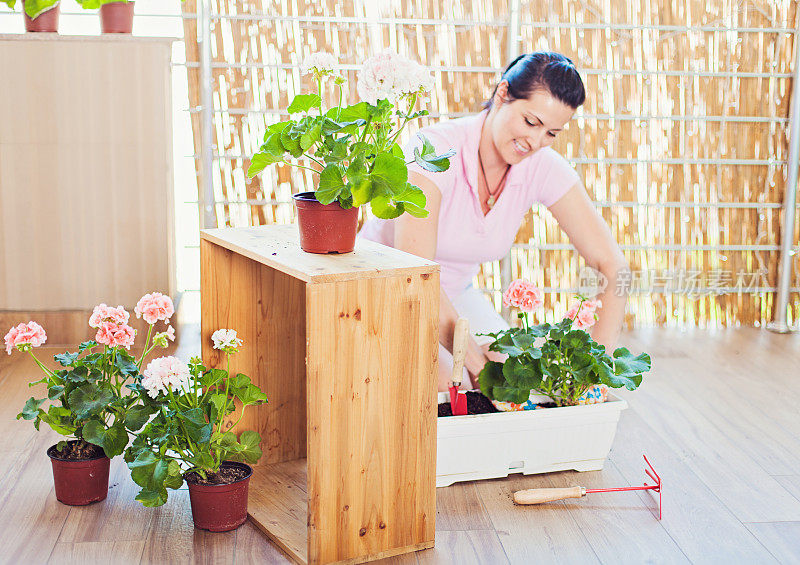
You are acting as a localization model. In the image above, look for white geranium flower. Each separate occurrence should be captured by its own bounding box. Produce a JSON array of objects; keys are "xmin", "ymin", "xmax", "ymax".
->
[
  {"xmin": 357, "ymin": 49, "xmax": 433, "ymax": 105},
  {"xmin": 142, "ymin": 356, "xmax": 190, "ymax": 399},
  {"xmin": 211, "ymin": 328, "xmax": 243, "ymax": 353},
  {"xmin": 300, "ymin": 51, "xmax": 339, "ymax": 79}
]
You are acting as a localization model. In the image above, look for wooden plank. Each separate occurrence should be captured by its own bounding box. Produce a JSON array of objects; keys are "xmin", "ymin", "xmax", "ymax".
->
[
  {"xmin": 545, "ymin": 467, "xmax": 689, "ymax": 564},
  {"xmin": 415, "ymin": 530, "xmax": 509, "ymax": 565},
  {"xmin": 200, "ymin": 226, "xmax": 438, "ymax": 284},
  {"xmin": 609, "ymin": 410, "xmax": 779, "ymax": 563},
  {"xmin": 619, "ymin": 357, "xmax": 800, "ymax": 522},
  {"xmin": 743, "ymin": 522, "xmax": 800, "ymax": 564},
  {"xmin": 248, "ymin": 460, "xmax": 309, "ymax": 565},
  {"xmin": 0, "ymin": 431, "xmax": 73, "ymax": 564},
  {"xmin": 234, "ymin": 520, "xmax": 295, "ymax": 564},
  {"xmin": 434, "ymin": 483, "xmax": 494, "ymax": 531},
  {"xmin": 474, "ymin": 473, "xmax": 601, "ymax": 564},
  {"xmin": 774, "ymin": 475, "xmax": 800, "ymax": 501},
  {"xmin": 47, "ymin": 541, "xmax": 145, "ymax": 565},
  {"xmin": 306, "ymin": 273, "xmax": 439, "ymax": 564},
  {"xmin": 201, "ymin": 239, "xmax": 307, "ymax": 464}
]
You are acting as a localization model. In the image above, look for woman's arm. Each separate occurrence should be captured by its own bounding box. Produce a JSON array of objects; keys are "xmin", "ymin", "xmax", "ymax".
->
[
  {"xmin": 547, "ymin": 183, "xmax": 630, "ymax": 352},
  {"xmin": 395, "ymin": 171, "xmax": 491, "ymax": 389}
]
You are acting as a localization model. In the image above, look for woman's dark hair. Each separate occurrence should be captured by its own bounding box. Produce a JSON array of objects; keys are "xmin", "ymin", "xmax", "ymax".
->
[{"xmin": 484, "ymin": 52, "xmax": 586, "ymax": 110}]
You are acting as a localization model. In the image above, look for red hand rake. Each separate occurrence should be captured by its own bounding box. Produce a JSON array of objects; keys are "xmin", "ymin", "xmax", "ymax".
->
[
  {"xmin": 513, "ymin": 455, "xmax": 663, "ymax": 520},
  {"xmin": 448, "ymin": 318, "xmax": 469, "ymax": 416}
]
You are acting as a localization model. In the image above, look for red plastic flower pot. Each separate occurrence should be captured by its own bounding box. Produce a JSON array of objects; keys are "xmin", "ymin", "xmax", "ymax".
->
[
  {"xmin": 47, "ymin": 442, "xmax": 110, "ymax": 506},
  {"xmin": 292, "ymin": 191, "xmax": 359, "ymax": 254},
  {"xmin": 187, "ymin": 462, "xmax": 253, "ymax": 532},
  {"xmin": 24, "ymin": 1, "xmax": 59, "ymax": 33},
  {"xmin": 100, "ymin": 1, "xmax": 134, "ymax": 34}
]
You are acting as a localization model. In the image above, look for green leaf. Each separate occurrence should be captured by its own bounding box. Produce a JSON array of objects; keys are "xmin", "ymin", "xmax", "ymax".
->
[
  {"xmin": 124, "ymin": 405, "xmax": 155, "ymax": 431},
  {"xmin": 83, "ymin": 419, "xmax": 128, "ymax": 457},
  {"xmin": 236, "ymin": 430, "xmax": 263, "ymax": 464},
  {"xmin": 39, "ymin": 406, "xmax": 76, "ymax": 435},
  {"xmin": 208, "ymin": 392, "xmax": 232, "ymax": 420},
  {"xmin": 135, "ymin": 488, "xmax": 168, "ymax": 507},
  {"xmin": 369, "ymin": 194, "xmax": 404, "ymax": 219},
  {"xmin": 492, "ymin": 385, "xmax": 531, "ymax": 404},
  {"xmin": 613, "ymin": 348, "xmax": 652, "ymax": 375},
  {"xmin": 413, "ymin": 134, "xmax": 456, "ymax": 173},
  {"xmin": 23, "ymin": 0, "xmax": 59, "ymax": 19},
  {"xmin": 78, "ymin": 341, "xmax": 97, "ymax": 353},
  {"xmin": 115, "ymin": 355, "xmax": 138, "ymax": 377},
  {"xmin": 68, "ymin": 384, "xmax": 114, "ymax": 419},
  {"xmin": 316, "ymin": 165, "xmax": 345, "ymax": 205},
  {"xmin": 280, "ymin": 125, "xmax": 303, "ymax": 158},
  {"xmin": 178, "ymin": 408, "xmax": 213, "ymax": 444},
  {"xmin": 164, "ymin": 460, "xmax": 184, "ymax": 490},
  {"xmin": 477, "ymin": 361, "xmax": 505, "ymax": 400},
  {"xmin": 237, "ymin": 384, "xmax": 268, "ymax": 406},
  {"xmin": 17, "ymin": 397, "xmax": 46, "ymax": 420},
  {"xmin": 370, "ymin": 153, "xmax": 408, "ymax": 196},
  {"xmin": 300, "ymin": 124, "xmax": 322, "ymax": 151},
  {"xmin": 335, "ymin": 102, "xmax": 369, "ymax": 121},
  {"xmin": 47, "ymin": 385, "xmax": 65, "ymax": 400},
  {"xmin": 393, "ymin": 183, "xmax": 428, "ymax": 218},
  {"xmin": 63, "ymin": 366, "xmax": 90, "ymax": 384},
  {"xmin": 287, "ymin": 93, "xmax": 321, "ymax": 114},
  {"xmin": 54, "ymin": 352, "xmax": 79, "ymax": 367}
]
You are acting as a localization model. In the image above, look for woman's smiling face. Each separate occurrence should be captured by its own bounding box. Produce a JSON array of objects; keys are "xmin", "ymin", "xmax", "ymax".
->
[{"xmin": 488, "ymin": 81, "xmax": 577, "ymax": 165}]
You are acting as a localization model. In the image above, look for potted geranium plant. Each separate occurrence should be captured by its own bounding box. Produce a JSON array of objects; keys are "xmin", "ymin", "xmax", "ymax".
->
[
  {"xmin": 124, "ymin": 329, "xmax": 267, "ymax": 532},
  {"xmin": 478, "ymin": 279, "xmax": 651, "ymax": 410},
  {"xmin": 7, "ymin": 292, "xmax": 175, "ymax": 505},
  {"xmin": 75, "ymin": 0, "xmax": 134, "ymax": 34},
  {"xmin": 2, "ymin": 0, "xmax": 60, "ymax": 32},
  {"xmin": 246, "ymin": 49, "xmax": 455, "ymax": 254},
  {"xmin": 435, "ymin": 280, "xmax": 652, "ymax": 488}
]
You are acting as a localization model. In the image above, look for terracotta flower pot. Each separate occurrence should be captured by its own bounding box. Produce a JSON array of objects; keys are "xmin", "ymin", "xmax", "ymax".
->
[
  {"xmin": 47, "ymin": 442, "xmax": 110, "ymax": 506},
  {"xmin": 24, "ymin": 1, "xmax": 59, "ymax": 33},
  {"xmin": 100, "ymin": 1, "xmax": 134, "ymax": 34},
  {"xmin": 187, "ymin": 462, "xmax": 253, "ymax": 532},
  {"xmin": 292, "ymin": 191, "xmax": 359, "ymax": 254}
]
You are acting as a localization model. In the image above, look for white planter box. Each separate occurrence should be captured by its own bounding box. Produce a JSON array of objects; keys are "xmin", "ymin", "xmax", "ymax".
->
[{"xmin": 436, "ymin": 392, "xmax": 628, "ymax": 487}]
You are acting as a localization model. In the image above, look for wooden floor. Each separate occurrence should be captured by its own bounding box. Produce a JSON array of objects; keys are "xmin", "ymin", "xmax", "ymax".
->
[{"xmin": 1, "ymin": 326, "xmax": 799, "ymax": 564}]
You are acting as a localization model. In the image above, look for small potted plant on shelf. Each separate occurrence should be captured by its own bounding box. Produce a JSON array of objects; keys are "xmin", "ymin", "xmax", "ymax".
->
[
  {"xmin": 2, "ymin": 0, "xmax": 61, "ymax": 32},
  {"xmin": 435, "ymin": 279, "xmax": 652, "ymax": 488},
  {"xmin": 75, "ymin": 0, "xmax": 134, "ymax": 34},
  {"xmin": 7, "ymin": 292, "xmax": 175, "ymax": 505},
  {"xmin": 246, "ymin": 49, "xmax": 455, "ymax": 254},
  {"xmin": 124, "ymin": 329, "xmax": 267, "ymax": 532}
]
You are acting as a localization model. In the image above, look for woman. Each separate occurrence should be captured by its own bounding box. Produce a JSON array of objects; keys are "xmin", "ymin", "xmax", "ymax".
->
[{"xmin": 359, "ymin": 52, "xmax": 629, "ymax": 392}]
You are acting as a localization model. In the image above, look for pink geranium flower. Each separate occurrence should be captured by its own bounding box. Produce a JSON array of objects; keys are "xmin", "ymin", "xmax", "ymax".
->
[
  {"xmin": 89, "ymin": 304, "xmax": 130, "ymax": 329},
  {"xmin": 134, "ymin": 292, "xmax": 174, "ymax": 325},
  {"xmin": 566, "ymin": 298, "xmax": 603, "ymax": 330},
  {"xmin": 4, "ymin": 321, "xmax": 47, "ymax": 355},
  {"xmin": 502, "ymin": 279, "xmax": 544, "ymax": 313},
  {"xmin": 95, "ymin": 322, "xmax": 136, "ymax": 349}
]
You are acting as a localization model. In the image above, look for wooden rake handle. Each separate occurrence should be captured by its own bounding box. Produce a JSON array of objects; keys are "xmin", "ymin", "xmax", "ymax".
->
[
  {"xmin": 513, "ymin": 486, "xmax": 587, "ymax": 505},
  {"xmin": 451, "ymin": 318, "xmax": 470, "ymax": 387}
]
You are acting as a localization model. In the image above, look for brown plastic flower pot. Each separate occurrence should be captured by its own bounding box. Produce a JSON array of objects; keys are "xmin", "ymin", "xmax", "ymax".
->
[
  {"xmin": 100, "ymin": 1, "xmax": 134, "ymax": 34},
  {"xmin": 187, "ymin": 462, "xmax": 253, "ymax": 532},
  {"xmin": 24, "ymin": 1, "xmax": 59, "ymax": 33},
  {"xmin": 47, "ymin": 442, "xmax": 110, "ymax": 506},
  {"xmin": 292, "ymin": 191, "xmax": 359, "ymax": 254}
]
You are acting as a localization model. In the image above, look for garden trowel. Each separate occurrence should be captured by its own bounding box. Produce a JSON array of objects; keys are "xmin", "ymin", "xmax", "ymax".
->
[{"xmin": 448, "ymin": 317, "xmax": 470, "ymax": 416}]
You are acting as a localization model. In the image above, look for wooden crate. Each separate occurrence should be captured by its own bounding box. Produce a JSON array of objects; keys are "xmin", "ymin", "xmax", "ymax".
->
[{"xmin": 200, "ymin": 225, "xmax": 439, "ymax": 565}]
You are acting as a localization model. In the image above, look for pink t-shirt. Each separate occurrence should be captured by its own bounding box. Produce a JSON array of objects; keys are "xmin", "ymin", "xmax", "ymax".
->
[{"xmin": 358, "ymin": 110, "xmax": 580, "ymax": 298}]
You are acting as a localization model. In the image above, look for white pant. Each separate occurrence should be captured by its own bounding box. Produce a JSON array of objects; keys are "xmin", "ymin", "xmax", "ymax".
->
[{"xmin": 440, "ymin": 286, "xmax": 510, "ymax": 386}]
